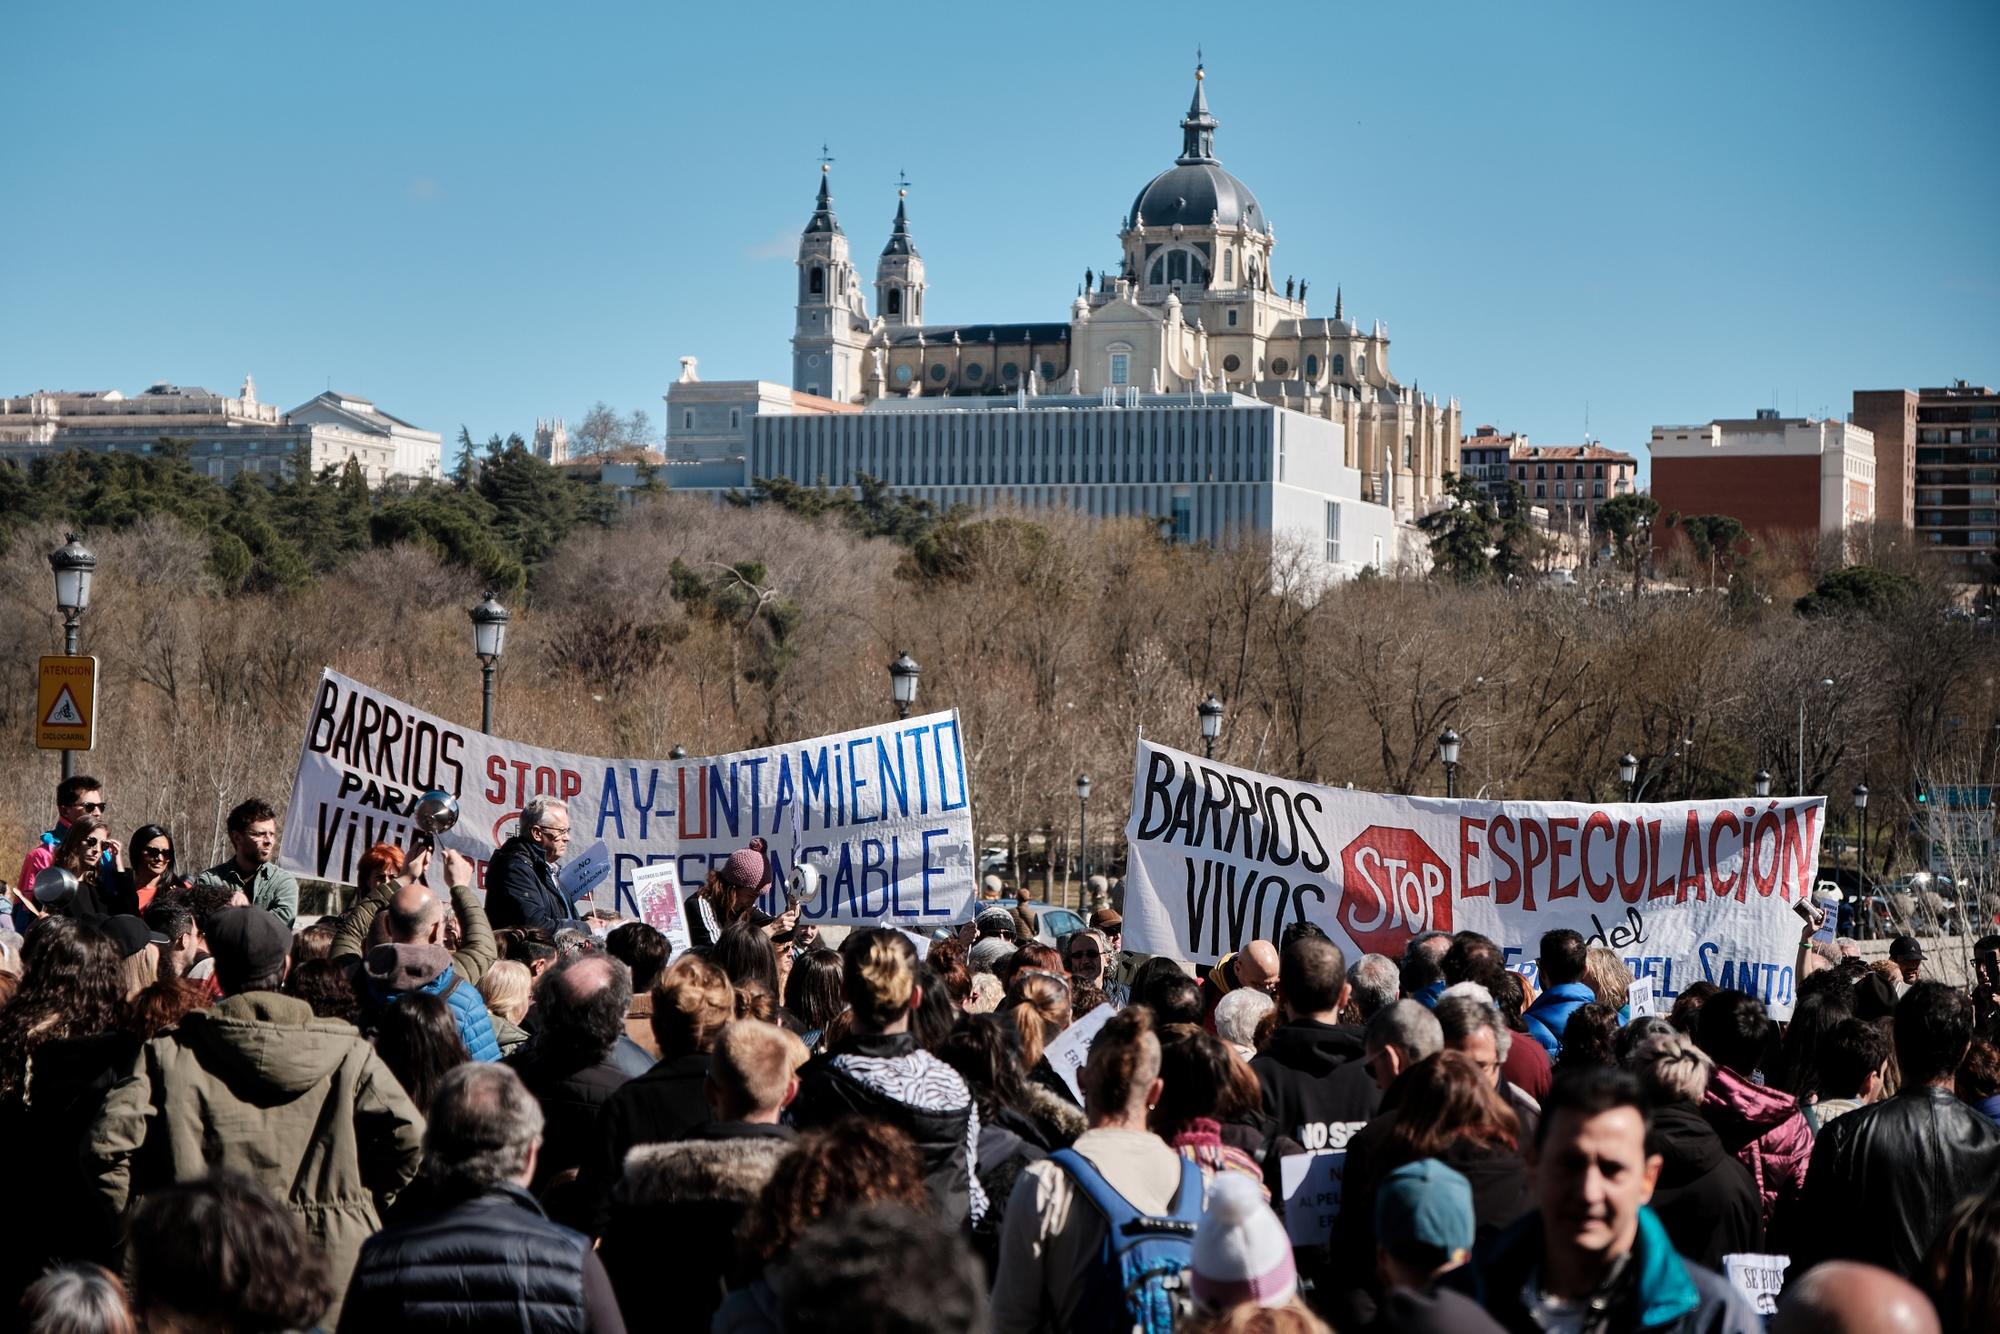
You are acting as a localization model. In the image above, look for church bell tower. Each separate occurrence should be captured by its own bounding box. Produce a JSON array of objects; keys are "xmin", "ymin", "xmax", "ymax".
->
[
  {"xmin": 874, "ymin": 186, "xmax": 925, "ymax": 329},
  {"xmin": 792, "ymin": 162, "xmax": 870, "ymax": 402}
]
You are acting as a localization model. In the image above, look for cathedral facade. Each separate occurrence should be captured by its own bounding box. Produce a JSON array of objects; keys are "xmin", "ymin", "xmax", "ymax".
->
[{"xmin": 789, "ymin": 66, "xmax": 1461, "ymax": 516}]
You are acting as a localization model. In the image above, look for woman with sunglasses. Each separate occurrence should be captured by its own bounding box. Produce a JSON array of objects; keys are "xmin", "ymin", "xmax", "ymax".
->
[
  {"xmin": 122, "ymin": 824, "xmax": 179, "ymax": 912},
  {"xmin": 49, "ymin": 815, "xmax": 134, "ymax": 918}
]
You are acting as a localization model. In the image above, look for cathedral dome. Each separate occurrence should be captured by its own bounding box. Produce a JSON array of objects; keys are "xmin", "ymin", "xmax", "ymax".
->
[
  {"xmin": 1127, "ymin": 162, "xmax": 1263, "ymax": 232},
  {"xmin": 1125, "ymin": 65, "xmax": 1266, "ymax": 233}
]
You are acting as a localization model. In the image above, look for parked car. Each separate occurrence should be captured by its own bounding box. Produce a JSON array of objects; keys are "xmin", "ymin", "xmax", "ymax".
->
[
  {"xmin": 978, "ymin": 845, "xmax": 1011, "ymax": 875},
  {"xmin": 1018, "ymin": 901, "xmax": 1086, "ymax": 946}
]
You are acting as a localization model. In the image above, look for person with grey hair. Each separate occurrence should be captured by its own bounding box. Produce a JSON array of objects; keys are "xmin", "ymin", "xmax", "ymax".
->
[
  {"xmin": 1349, "ymin": 952, "xmax": 1399, "ymax": 1020},
  {"xmin": 1436, "ymin": 990, "xmax": 1540, "ymax": 1139},
  {"xmin": 338, "ymin": 1063, "xmax": 628, "ymax": 1332},
  {"xmin": 1625, "ymin": 1030, "xmax": 1761, "ymax": 1269},
  {"xmin": 486, "ymin": 796, "xmax": 583, "ymax": 934},
  {"xmin": 1362, "ymin": 999, "xmax": 1444, "ymax": 1091},
  {"xmin": 1213, "ymin": 987, "xmax": 1275, "ymax": 1060}
]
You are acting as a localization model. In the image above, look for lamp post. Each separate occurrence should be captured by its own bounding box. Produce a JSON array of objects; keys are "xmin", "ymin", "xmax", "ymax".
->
[
  {"xmin": 1076, "ymin": 772, "xmax": 1092, "ymax": 909},
  {"xmin": 1798, "ymin": 676, "xmax": 1835, "ymax": 796},
  {"xmin": 469, "ymin": 592, "xmax": 510, "ymax": 735},
  {"xmin": 1619, "ymin": 752, "xmax": 1639, "ymax": 802},
  {"xmin": 888, "ymin": 650, "xmax": 920, "ymax": 721},
  {"xmin": 1197, "ymin": 693, "xmax": 1224, "ymax": 760},
  {"xmin": 1438, "ymin": 727, "xmax": 1462, "ymax": 799},
  {"xmin": 1754, "ymin": 769, "xmax": 1772, "ymax": 799},
  {"xmin": 1853, "ymin": 782, "xmax": 1870, "ymax": 931},
  {"xmin": 48, "ymin": 533, "xmax": 97, "ymax": 782},
  {"xmin": 669, "ymin": 745, "xmax": 687, "ymax": 761}
]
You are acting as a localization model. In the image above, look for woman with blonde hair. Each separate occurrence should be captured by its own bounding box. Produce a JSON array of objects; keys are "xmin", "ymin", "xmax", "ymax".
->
[
  {"xmin": 1583, "ymin": 945, "xmax": 1635, "ymax": 1012},
  {"xmin": 474, "ymin": 959, "xmax": 533, "ymax": 1056},
  {"xmin": 789, "ymin": 929, "xmax": 985, "ymax": 1226}
]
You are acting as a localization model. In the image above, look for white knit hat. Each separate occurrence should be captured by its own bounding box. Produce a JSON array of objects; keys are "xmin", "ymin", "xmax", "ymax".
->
[{"xmin": 1190, "ymin": 1172, "xmax": 1297, "ymax": 1311}]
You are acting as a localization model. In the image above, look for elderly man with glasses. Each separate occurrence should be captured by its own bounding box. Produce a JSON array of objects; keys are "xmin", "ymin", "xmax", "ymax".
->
[
  {"xmin": 1063, "ymin": 928, "xmax": 1130, "ymax": 1006},
  {"xmin": 485, "ymin": 797, "xmax": 586, "ymax": 935}
]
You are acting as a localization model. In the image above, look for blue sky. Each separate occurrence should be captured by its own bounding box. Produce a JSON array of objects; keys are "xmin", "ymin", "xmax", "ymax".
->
[{"xmin": 4, "ymin": 1, "xmax": 1995, "ymax": 477}]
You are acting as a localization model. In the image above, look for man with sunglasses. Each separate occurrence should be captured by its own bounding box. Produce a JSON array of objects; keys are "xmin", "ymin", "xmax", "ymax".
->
[{"xmin": 14, "ymin": 773, "xmax": 109, "ymax": 928}]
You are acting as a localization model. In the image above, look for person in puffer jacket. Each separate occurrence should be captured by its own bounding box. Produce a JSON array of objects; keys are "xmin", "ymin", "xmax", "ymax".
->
[
  {"xmin": 352, "ymin": 882, "xmax": 501, "ymax": 1062},
  {"xmin": 1521, "ymin": 929, "xmax": 1596, "ymax": 1058},
  {"xmin": 1694, "ymin": 990, "xmax": 1811, "ymax": 1250},
  {"xmin": 789, "ymin": 928, "xmax": 984, "ymax": 1227}
]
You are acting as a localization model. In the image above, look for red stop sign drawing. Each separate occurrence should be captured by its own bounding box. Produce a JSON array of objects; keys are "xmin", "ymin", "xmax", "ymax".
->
[{"xmin": 1338, "ymin": 826, "xmax": 1453, "ymax": 959}]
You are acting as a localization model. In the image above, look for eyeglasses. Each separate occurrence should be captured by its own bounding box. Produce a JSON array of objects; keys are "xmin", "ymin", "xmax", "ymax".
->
[
  {"xmin": 81, "ymin": 836, "xmax": 105, "ymax": 850},
  {"xmin": 76, "ymin": 802, "xmax": 107, "ymax": 814},
  {"xmin": 140, "ymin": 846, "xmax": 172, "ymax": 861}
]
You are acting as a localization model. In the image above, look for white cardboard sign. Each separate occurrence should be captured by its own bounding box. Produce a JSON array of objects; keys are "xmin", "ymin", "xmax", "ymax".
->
[
  {"xmin": 1279, "ymin": 1151, "xmax": 1347, "ymax": 1246},
  {"xmin": 1044, "ymin": 1002, "xmax": 1116, "ymax": 1105},
  {"xmin": 1722, "ymin": 1253, "xmax": 1790, "ymax": 1315}
]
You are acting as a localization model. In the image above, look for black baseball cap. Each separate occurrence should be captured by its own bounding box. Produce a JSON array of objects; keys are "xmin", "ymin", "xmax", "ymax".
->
[
  {"xmin": 1889, "ymin": 936, "xmax": 1925, "ymax": 964},
  {"xmin": 101, "ymin": 914, "xmax": 170, "ymax": 959},
  {"xmin": 205, "ymin": 907, "xmax": 291, "ymax": 985}
]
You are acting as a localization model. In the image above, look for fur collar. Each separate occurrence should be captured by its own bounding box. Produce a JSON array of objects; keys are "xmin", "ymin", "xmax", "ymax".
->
[{"xmin": 613, "ymin": 1133, "xmax": 791, "ymax": 1208}]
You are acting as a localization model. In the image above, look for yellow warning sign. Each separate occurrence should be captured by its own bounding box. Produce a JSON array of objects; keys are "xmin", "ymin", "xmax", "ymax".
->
[{"xmin": 36, "ymin": 656, "xmax": 96, "ymax": 751}]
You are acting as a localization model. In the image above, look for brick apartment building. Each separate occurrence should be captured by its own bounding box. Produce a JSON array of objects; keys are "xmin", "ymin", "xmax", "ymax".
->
[
  {"xmin": 1648, "ymin": 409, "xmax": 1875, "ymax": 556},
  {"xmin": 1854, "ymin": 380, "xmax": 1999, "ymax": 574}
]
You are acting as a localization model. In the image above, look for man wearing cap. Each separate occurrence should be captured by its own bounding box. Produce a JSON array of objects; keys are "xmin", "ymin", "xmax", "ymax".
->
[
  {"xmin": 85, "ymin": 906, "xmax": 425, "ymax": 1324},
  {"xmin": 1091, "ymin": 907, "xmax": 1141, "ymax": 989},
  {"xmin": 1888, "ymin": 936, "xmax": 1923, "ymax": 993},
  {"xmin": 1374, "ymin": 1160, "xmax": 1507, "ymax": 1334}
]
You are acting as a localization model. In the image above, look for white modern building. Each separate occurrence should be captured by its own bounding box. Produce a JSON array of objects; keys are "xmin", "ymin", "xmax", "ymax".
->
[{"xmin": 0, "ymin": 379, "xmax": 443, "ymax": 486}]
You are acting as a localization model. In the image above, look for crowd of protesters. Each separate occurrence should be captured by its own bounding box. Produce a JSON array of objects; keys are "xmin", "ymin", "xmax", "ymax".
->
[{"xmin": 5, "ymin": 774, "xmax": 2000, "ymax": 1332}]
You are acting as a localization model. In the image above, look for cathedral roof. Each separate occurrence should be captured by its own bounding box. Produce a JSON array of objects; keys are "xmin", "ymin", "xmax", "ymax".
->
[
  {"xmin": 1126, "ymin": 66, "xmax": 1266, "ymax": 233},
  {"xmin": 805, "ymin": 168, "xmax": 840, "ymax": 235},
  {"xmin": 880, "ymin": 322, "xmax": 1069, "ymax": 348},
  {"xmin": 881, "ymin": 193, "xmax": 918, "ymax": 258}
]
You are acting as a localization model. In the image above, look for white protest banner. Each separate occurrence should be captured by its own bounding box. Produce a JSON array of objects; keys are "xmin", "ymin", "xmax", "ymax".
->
[
  {"xmin": 1044, "ymin": 1002, "xmax": 1116, "ymax": 1105},
  {"xmin": 628, "ymin": 862, "xmax": 692, "ymax": 958},
  {"xmin": 1278, "ymin": 1152, "xmax": 1347, "ymax": 1246},
  {"xmin": 1722, "ymin": 1253, "xmax": 1790, "ymax": 1315},
  {"xmin": 1627, "ymin": 977, "xmax": 1657, "ymax": 1018},
  {"xmin": 1122, "ymin": 738, "xmax": 1826, "ymax": 1018},
  {"xmin": 280, "ymin": 668, "xmax": 976, "ymax": 927}
]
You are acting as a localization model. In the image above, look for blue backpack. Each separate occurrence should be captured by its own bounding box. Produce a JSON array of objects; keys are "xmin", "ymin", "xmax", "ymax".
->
[{"xmin": 1051, "ymin": 1148, "xmax": 1205, "ymax": 1334}]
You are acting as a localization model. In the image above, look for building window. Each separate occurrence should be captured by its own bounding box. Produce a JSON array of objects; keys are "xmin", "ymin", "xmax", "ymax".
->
[
  {"xmin": 809, "ymin": 266, "xmax": 824, "ymax": 295},
  {"xmin": 1222, "ymin": 250, "xmax": 1233, "ymax": 282},
  {"xmin": 807, "ymin": 354, "xmax": 821, "ymax": 367},
  {"xmin": 1555, "ymin": 464, "xmax": 1565, "ymax": 480},
  {"xmin": 1325, "ymin": 501, "xmax": 1341, "ymax": 563},
  {"xmin": 1535, "ymin": 465, "xmax": 1546, "ymax": 479},
  {"xmin": 1973, "ymin": 531, "xmax": 1996, "ymax": 546},
  {"xmin": 886, "ymin": 289, "xmax": 901, "ymax": 315},
  {"xmin": 1222, "ymin": 354, "xmax": 1241, "ymax": 373},
  {"xmin": 729, "ymin": 409, "xmax": 741, "ymax": 430},
  {"xmin": 964, "ymin": 364, "xmax": 983, "ymax": 382},
  {"xmin": 1332, "ymin": 354, "xmax": 1345, "ymax": 376},
  {"xmin": 896, "ymin": 364, "xmax": 913, "ymax": 383},
  {"xmin": 930, "ymin": 364, "xmax": 947, "ymax": 382},
  {"xmin": 1306, "ymin": 355, "xmax": 1319, "ymax": 378},
  {"xmin": 1002, "ymin": 362, "xmax": 1019, "ymax": 380},
  {"xmin": 1110, "ymin": 353, "xmax": 1130, "ymax": 386},
  {"xmin": 1593, "ymin": 482, "xmax": 1605, "ymax": 498},
  {"xmin": 683, "ymin": 411, "xmax": 693, "ymax": 430},
  {"xmin": 1356, "ymin": 354, "xmax": 1367, "ymax": 376},
  {"xmin": 1404, "ymin": 435, "xmax": 1413, "ymax": 467},
  {"xmin": 1594, "ymin": 463, "xmax": 1605, "ymax": 479},
  {"xmin": 1225, "ymin": 309, "xmax": 1239, "ymax": 327},
  {"xmin": 1271, "ymin": 358, "xmax": 1290, "ymax": 377},
  {"xmin": 1041, "ymin": 361, "xmax": 1058, "ymax": 380},
  {"xmin": 1171, "ymin": 494, "xmax": 1192, "ymax": 543}
]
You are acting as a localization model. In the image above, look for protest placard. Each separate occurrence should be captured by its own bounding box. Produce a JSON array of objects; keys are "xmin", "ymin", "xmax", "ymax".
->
[
  {"xmin": 629, "ymin": 861, "xmax": 691, "ymax": 958},
  {"xmin": 1722, "ymin": 1253, "xmax": 1790, "ymax": 1315},
  {"xmin": 280, "ymin": 668, "xmax": 976, "ymax": 927},
  {"xmin": 1278, "ymin": 1152, "xmax": 1347, "ymax": 1246},
  {"xmin": 1043, "ymin": 1002, "xmax": 1116, "ymax": 1105},
  {"xmin": 558, "ymin": 839, "xmax": 613, "ymax": 905},
  {"xmin": 1121, "ymin": 737, "xmax": 1826, "ymax": 1018},
  {"xmin": 1627, "ymin": 977, "xmax": 1657, "ymax": 1018}
]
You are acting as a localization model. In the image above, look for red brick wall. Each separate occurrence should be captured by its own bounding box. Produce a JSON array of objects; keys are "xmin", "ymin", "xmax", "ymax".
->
[
  {"xmin": 1851, "ymin": 390, "xmax": 1915, "ymax": 530},
  {"xmin": 1651, "ymin": 455, "xmax": 1823, "ymax": 552}
]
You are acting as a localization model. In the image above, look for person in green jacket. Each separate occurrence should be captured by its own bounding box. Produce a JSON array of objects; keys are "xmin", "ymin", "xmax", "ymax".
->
[
  {"xmin": 84, "ymin": 905, "xmax": 425, "ymax": 1325},
  {"xmin": 331, "ymin": 845, "xmax": 497, "ymax": 987},
  {"xmin": 193, "ymin": 798, "xmax": 300, "ymax": 926}
]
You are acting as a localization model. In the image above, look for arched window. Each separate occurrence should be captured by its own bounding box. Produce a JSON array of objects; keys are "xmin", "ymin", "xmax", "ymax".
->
[
  {"xmin": 1150, "ymin": 257, "xmax": 1165, "ymax": 284},
  {"xmin": 1306, "ymin": 355, "xmax": 1319, "ymax": 378},
  {"xmin": 1356, "ymin": 354, "xmax": 1367, "ymax": 377},
  {"xmin": 1332, "ymin": 354, "xmax": 1345, "ymax": 376},
  {"xmin": 809, "ymin": 266, "xmax": 824, "ymax": 295},
  {"xmin": 886, "ymin": 289, "xmax": 901, "ymax": 315},
  {"xmin": 1168, "ymin": 250, "xmax": 1188, "ymax": 283}
]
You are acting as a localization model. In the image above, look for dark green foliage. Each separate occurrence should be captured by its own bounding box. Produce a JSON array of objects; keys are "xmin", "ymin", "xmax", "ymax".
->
[
  {"xmin": 1673, "ymin": 513, "xmax": 1747, "ymax": 588},
  {"xmin": 1796, "ymin": 565, "xmax": 1920, "ymax": 618},
  {"xmin": 1416, "ymin": 473, "xmax": 1539, "ymax": 583},
  {"xmin": 667, "ymin": 556, "xmax": 801, "ymax": 688},
  {"xmin": 732, "ymin": 471, "xmax": 962, "ymax": 546}
]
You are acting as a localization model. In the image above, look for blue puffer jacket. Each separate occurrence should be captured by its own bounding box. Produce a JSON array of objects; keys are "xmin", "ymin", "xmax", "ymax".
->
[
  {"xmin": 1522, "ymin": 981, "xmax": 1597, "ymax": 1056},
  {"xmin": 358, "ymin": 944, "xmax": 502, "ymax": 1062}
]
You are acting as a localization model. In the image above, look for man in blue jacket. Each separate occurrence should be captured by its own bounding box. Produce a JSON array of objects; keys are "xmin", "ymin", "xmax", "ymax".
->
[
  {"xmin": 356, "ymin": 881, "xmax": 501, "ymax": 1061},
  {"xmin": 1523, "ymin": 928, "xmax": 1596, "ymax": 1057}
]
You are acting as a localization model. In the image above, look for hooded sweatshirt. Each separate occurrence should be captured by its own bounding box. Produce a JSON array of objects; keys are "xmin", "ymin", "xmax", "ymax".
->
[
  {"xmin": 1249, "ymin": 1017, "xmax": 1380, "ymax": 1151},
  {"xmin": 359, "ymin": 942, "xmax": 502, "ymax": 1062},
  {"xmin": 84, "ymin": 991, "xmax": 425, "ymax": 1324},
  {"xmin": 1645, "ymin": 1100, "xmax": 1762, "ymax": 1269},
  {"xmin": 1700, "ymin": 1066, "xmax": 1812, "ymax": 1249}
]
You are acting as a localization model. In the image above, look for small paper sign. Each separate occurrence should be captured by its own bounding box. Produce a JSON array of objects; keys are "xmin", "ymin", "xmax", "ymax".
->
[
  {"xmin": 1722, "ymin": 1253, "xmax": 1790, "ymax": 1315},
  {"xmin": 1044, "ymin": 1002, "xmax": 1116, "ymax": 1106},
  {"xmin": 1627, "ymin": 977, "xmax": 1657, "ymax": 1019},
  {"xmin": 1279, "ymin": 1151, "xmax": 1347, "ymax": 1246},
  {"xmin": 558, "ymin": 840, "xmax": 613, "ymax": 905},
  {"xmin": 629, "ymin": 862, "xmax": 691, "ymax": 960}
]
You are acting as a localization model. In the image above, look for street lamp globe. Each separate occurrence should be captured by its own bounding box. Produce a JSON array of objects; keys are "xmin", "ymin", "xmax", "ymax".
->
[
  {"xmin": 888, "ymin": 650, "xmax": 920, "ymax": 717},
  {"xmin": 1853, "ymin": 782, "xmax": 1869, "ymax": 811},
  {"xmin": 1754, "ymin": 770, "xmax": 1771, "ymax": 798},
  {"xmin": 1618, "ymin": 753, "xmax": 1639, "ymax": 787},
  {"xmin": 1198, "ymin": 693, "xmax": 1225, "ymax": 743},
  {"xmin": 49, "ymin": 532, "xmax": 97, "ymax": 615},
  {"xmin": 669, "ymin": 745, "xmax": 687, "ymax": 761},
  {"xmin": 1076, "ymin": 773, "xmax": 1092, "ymax": 803},
  {"xmin": 1437, "ymin": 728, "xmax": 1462, "ymax": 768},
  {"xmin": 469, "ymin": 592, "xmax": 511, "ymax": 662}
]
